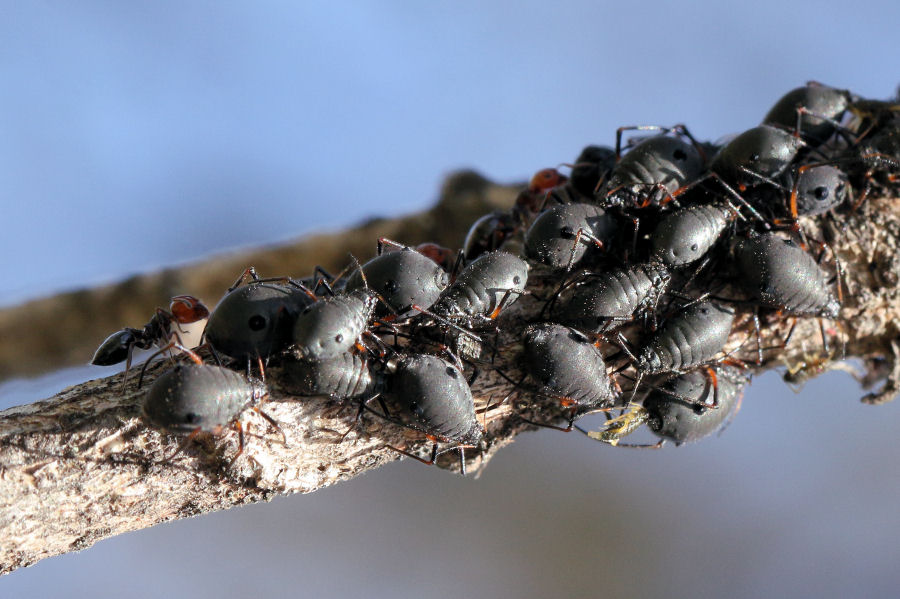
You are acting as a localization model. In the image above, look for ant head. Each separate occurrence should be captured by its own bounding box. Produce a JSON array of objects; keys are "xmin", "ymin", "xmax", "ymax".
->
[
  {"xmin": 529, "ymin": 167, "xmax": 567, "ymax": 193},
  {"xmin": 170, "ymin": 295, "xmax": 210, "ymax": 323}
]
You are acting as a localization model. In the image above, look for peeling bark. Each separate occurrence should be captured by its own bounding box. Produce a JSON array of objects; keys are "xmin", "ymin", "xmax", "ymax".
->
[{"xmin": 1, "ymin": 174, "xmax": 898, "ymax": 575}]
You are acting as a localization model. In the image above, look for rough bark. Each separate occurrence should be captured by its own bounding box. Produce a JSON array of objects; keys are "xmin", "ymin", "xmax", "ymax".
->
[{"xmin": 1, "ymin": 174, "xmax": 898, "ymax": 576}]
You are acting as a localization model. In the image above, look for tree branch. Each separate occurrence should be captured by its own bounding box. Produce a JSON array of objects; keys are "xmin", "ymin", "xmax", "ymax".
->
[
  {"xmin": 0, "ymin": 170, "xmax": 522, "ymax": 382},
  {"xmin": 1, "ymin": 173, "xmax": 898, "ymax": 575}
]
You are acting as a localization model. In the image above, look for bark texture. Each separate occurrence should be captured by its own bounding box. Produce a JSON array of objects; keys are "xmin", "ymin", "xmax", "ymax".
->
[{"xmin": 0, "ymin": 173, "xmax": 898, "ymax": 575}]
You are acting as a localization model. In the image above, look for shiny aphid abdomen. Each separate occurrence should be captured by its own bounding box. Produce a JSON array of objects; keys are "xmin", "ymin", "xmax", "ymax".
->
[
  {"xmin": 711, "ymin": 125, "xmax": 805, "ymax": 186},
  {"xmin": 463, "ymin": 211, "xmax": 520, "ymax": 262},
  {"xmin": 561, "ymin": 262, "xmax": 672, "ymax": 332},
  {"xmin": 143, "ymin": 364, "xmax": 265, "ymax": 433},
  {"xmin": 291, "ymin": 290, "xmax": 377, "ymax": 362},
  {"xmin": 637, "ymin": 301, "xmax": 735, "ymax": 374},
  {"xmin": 344, "ymin": 248, "xmax": 448, "ymax": 317},
  {"xmin": 643, "ymin": 367, "xmax": 746, "ymax": 444},
  {"xmin": 282, "ymin": 352, "xmax": 377, "ymax": 400},
  {"xmin": 762, "ymin": 82, "xmax": 852, "ymax": 146},
  {"xmin": 568, "ymin": 144, "xmax": 616, "ymax": 197},
  {"xmin": 650, "ymin": 203, "xmax": 733, "ymax": 266},
  {"xmin": 602, "ymin": 135, "xmax": 705, "ymax": 204},
  {"xmin": 383, "ymin": 354, "xmax": 483, "ymax": 445},
  {"xmin": 433, "ymin": 250, "xmax": 529, "ymax": 320},
  {"xmin": 205, "ymin": 283, "xmax": 314, "ymax": 361},
  {"xmin": 523, "ymin": 203, "xmax": 617, "ymax": 270},
  {"xmin": 522, "ymin": 323, "xmax": 617, "ymax": 409},
  {"xmin": 733, "ymin": 233, "xmax": 840, "ymax": 318}
]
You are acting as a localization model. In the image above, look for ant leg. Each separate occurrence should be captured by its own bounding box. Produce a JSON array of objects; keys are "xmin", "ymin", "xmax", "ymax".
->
[{"xmin": 120, "ymin": 344, "xmax": 136, "ymax": 394}]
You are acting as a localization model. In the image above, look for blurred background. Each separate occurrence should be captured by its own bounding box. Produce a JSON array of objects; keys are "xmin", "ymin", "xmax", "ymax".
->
[{"xmin": 2, "ymin": 2, "xmax": 899, "ymax": 597}]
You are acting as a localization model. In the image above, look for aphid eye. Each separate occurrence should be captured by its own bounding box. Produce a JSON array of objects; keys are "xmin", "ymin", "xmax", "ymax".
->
[
  {"xmin": 446, "ymin": 367, "xmax": 458, "ymax": 378},
  {"xmin": 814, "ymin": 186, "xmax": 829, "ymax": 200},
  {"xmin": 384, "ymin": 279, "xmax": 399, "ymax": 294},
  {"xmin": 184, "ymin": 412, "xmax": 198, "ymax": 424},
  {"xmin": 673, "ymin": 149, "xmax": 687, "ymax": 161},
  {"xmin": 248, "ymin": 315, "xmax": 267, "ymax": 331},
  {"xmin": 513, "ymin": 275, "xmax": 521, "ymax": 285},
  {"xmin": 334, "ymin": 333, "xmax": 344, "ymax": 343},
  {"xmin": 749, "ymin": 153, "xmax": 761, "ymax": 162},
  {"xmin": 690, "ymin": 243, "xmax": 699, "ymax": 252}
]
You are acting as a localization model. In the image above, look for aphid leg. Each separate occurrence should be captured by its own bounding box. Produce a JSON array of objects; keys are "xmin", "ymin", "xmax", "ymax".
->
[
  {"xmin": 794, "ymin": 106, "xmax": 858, "ymax": 144},
  {"xmin": 385, "ymin": 440, "xmax": 439, "ymax": 466},
  {"xmin": 488, "ymin": 289, "xmax": 527, "ymax": 320},
  {"xmin": 208, "ymin": 344, "xmax": 225, "ymax": 367},
  {"xmin": 227, "ymin": 421, "xmax": 246, "ymax": 467},
  {"xmin": 608, "ymin": 331, "xmax": 639, "ymax": 364},
  {"xmin": 671, "ymin": 123, "xmax": 707, "ymax": 161},
  {"xmin": 448, "ymin": 249, "xmax": 466, "ymax": 282},
  {"xmin": 704, "ymin": 366, "xmax": 719, "ymax": 408},
  {"xmin": 565, "ymin": 227, "xmax": 605, "ymax": 272},
  {"xmin": 162, "ymin": 426, "xmax": 203, "ymax": 462},
  {"xmin": 228, "ymin": 267, "xmax": 261, "ymax": 292},
  {"xmin": 781, "ymin": 316, "xmax": 799, "ymax": 349},
  {"xmin": 818, "ymin": 318, "xmax": 831, "ymax": 355},
  {"xmin": 457, "ymin": 446, "xmax": 467, "ymax": 477},
  {"xmin": 251, "ymin": 406, "xmax": 286, "ymax": 445},
  {"xmin": 519, "ymin": 409, "xmax": 580, "ymax": 433},
  {"xmin": 753, "ymin": 311, "xmax": 764, "ymax": 365},
  {"xmin": 699, "ymin": 172, "xmax": 770, "ymax": 226},
  {"xmin": 539, "ymin": 269, "xmax": 585, "ymax": 321}
]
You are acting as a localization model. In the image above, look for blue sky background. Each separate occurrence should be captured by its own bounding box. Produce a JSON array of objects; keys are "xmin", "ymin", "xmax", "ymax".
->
[{"xmin": 2, "ymin": 2, "xmax": 900, "ymax": 597}]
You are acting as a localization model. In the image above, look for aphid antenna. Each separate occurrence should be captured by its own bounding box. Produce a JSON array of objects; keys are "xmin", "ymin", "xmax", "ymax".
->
[
  {"xmin": 681, "ymin": 172, "xmax": 770, "ymax": 227},
  {"xmin": 227, "ymin": 266, "xmax": 262, "ymax": 292},
  {"xmin": 614, "ymin": 124, "xmax": 682, "ymax": 160},
  {"xmin": 376, "ymin": 236, "xmax": 415, "ymax": 255},
  {"xmin": 409, "ymin": 303, "xmax": 482, "ymax": 344}
]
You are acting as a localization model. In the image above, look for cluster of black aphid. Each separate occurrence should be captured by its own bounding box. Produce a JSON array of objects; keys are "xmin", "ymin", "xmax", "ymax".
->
[{"xmin": 92, "ymin": 81, "xmax": 900, "ymax": 471}]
